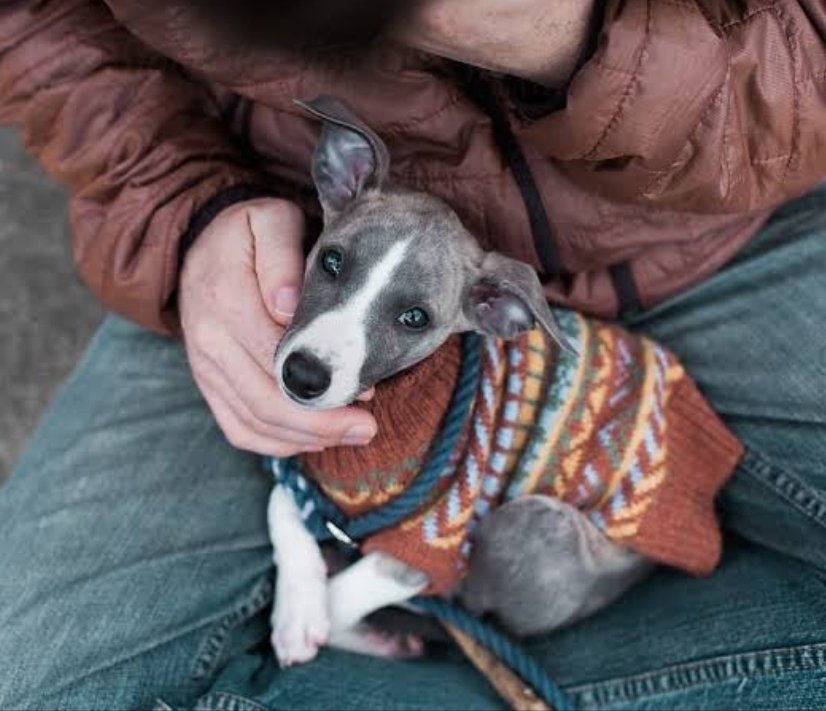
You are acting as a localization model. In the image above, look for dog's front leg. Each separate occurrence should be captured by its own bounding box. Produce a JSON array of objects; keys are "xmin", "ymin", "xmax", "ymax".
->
[
  {"xmin": 268, "ymin": 485, "xmax": 330, "ymax": 666},
  {"xmin": 327, "ymin": 552, "xmax": 429, "ymax": 659}
]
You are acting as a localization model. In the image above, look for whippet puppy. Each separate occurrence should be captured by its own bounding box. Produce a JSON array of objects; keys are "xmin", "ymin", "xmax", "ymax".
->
[{"xmin": 269, "ymin": 96, "xmax": 650, "ymax": 666}]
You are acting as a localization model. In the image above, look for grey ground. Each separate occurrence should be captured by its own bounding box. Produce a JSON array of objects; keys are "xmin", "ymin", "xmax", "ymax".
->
[{"xmin": 0, "ymin": 128, "xmax": 102, "ymax": 481}]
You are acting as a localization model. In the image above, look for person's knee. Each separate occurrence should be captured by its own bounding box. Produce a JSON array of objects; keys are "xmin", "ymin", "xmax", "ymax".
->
[
  {"xmin": 0, "ymin": 588, "xmax": 93, "ymax": 709},
  {"xmin": 0, "ymin": 626, "xmax": 194, "ymax": 711}
]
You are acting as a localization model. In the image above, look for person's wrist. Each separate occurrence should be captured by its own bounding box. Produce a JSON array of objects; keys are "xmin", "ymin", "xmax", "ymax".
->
[
  {"xmin": 174, "ymin": 192, "xmax": 302, "ymax": 328},
  {"xmin": 180, "ymin": 184, "xmax": 278, "ymax": 261}
]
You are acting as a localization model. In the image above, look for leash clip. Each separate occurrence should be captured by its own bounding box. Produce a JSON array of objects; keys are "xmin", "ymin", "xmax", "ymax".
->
[{"xmin": 325, "ymin": 520, "xmax": 359, "ymax": 550}]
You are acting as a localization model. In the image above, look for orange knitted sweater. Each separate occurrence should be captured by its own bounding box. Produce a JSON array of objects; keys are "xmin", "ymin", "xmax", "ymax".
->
[{"xmin": 301, "ymin": 310, "xmax": 743, "ymax": 595}]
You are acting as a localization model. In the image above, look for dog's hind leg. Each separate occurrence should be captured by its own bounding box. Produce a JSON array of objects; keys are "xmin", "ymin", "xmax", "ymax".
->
[
  {"xmin": 459, "ymin": 495, "xmax": 652, "ymax": 637},
  {"xmin": 327, "ymin": 552, "xmax": 429, "ymax": 658}
]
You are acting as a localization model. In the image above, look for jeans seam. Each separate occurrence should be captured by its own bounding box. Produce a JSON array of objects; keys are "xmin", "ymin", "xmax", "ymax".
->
[
  {"xmin": 564, "ymin": 641, "xmax": 826, "ymax": 707},
  {"xmin": 194, "ymin": 691, "xmax": 270, "ymax": 711},
  {"xmin": 191, "ymin": 574, "xmax": 274, "ymax": 681},
  {"xmin": 737, "ymin": 447, "xmax": 826, "ymax": 527}
]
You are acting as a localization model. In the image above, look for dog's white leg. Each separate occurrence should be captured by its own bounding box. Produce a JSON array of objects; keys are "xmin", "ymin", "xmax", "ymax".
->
[
  {"xmin": 268, "ymin": 485, "xmax": 330, "ymax": 666},
  {"xmin": 327, "ymin": 552, "xmax": 428, "ymax": 658},
  {"xmin": 329, "ymin": 624, "xmax": 426, "ymax": 660}
]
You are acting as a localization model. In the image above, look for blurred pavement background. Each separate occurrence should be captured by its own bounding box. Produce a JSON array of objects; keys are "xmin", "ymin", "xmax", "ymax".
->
[{"xmin": 0, "ymin": 128, "xmax": 102, "ymax": 481}]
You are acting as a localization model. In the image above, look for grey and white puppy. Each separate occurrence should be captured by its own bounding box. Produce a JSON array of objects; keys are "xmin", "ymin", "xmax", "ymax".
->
[{"xmin": 268, "ymin": 96, "xmax": 650, "ymax": 665}]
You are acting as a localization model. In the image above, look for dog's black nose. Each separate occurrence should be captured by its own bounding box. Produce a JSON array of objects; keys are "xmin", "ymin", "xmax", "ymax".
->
[{"xmin": 282, "ymin": 350, "xmax": 331, "ymax": 400}]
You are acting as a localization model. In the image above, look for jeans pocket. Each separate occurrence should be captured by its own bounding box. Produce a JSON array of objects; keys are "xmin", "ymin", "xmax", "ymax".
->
[
  {"xmin": 566, "ymin": 642, "xmax": 826, "ymax": 710},
  {"xmin": 194, "ymin": 691, "xmax": 270, "ymax": 711},
  {"xmin": 721, "ymin": 447, "xmax": 826, "ymax": 572},
  {"xmin": 737, "ymin": 448, "xmax": 826, "ymax": 526},
  {"xmin": 156, "ymin": 692, "xmax": 269, "ymax": 711},
  {"xmin": 191, "ymin": 574, "xmax": 274, "ymax": 682}
]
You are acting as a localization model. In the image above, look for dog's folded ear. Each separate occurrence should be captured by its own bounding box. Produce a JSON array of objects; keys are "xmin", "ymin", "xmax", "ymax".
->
[
  {"xmin": 464, "ymin": 252, "xmax": 578, "ymax": 355},
  {"xmin": 295, "ymin": 96, "xmax": 390, "ymax": 217}
]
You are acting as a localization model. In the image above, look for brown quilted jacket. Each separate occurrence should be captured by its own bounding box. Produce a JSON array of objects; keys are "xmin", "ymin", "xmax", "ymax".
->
[{"xmin": 0, "ymin": 0, "xmax": 824, "ymax": 334}]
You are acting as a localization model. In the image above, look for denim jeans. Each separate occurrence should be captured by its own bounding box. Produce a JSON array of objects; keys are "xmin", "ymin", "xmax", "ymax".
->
[{"xmin": 1, "ymin": 186, "xmax": 826, "ymax": 710}]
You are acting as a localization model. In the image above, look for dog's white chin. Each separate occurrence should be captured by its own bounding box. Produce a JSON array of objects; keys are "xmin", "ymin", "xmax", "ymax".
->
[{"xmin": 291, "ymin": 396, "xmax": 353, "ymax": 411}]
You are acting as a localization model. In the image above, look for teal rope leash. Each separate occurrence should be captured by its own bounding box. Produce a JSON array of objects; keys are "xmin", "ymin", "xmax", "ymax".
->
[
  {"xmin": 414, "ymin": 595, "xmax": 573, "ymax": 711},
  {"xmin": 265, "ymin": 333, "xmax": 574, "ymax": 711}
]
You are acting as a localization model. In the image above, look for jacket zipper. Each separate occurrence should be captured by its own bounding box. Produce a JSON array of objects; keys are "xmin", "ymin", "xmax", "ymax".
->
[
  {"xmin": 456, "ymin": 67, "xmax": 565, "ymax": 283},
  {"xmin": 457, "ymin": 67, "xmax": 642, "ymax": 315}
]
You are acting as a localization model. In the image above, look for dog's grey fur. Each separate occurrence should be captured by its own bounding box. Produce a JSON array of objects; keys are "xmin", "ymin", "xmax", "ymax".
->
[{"xmin": 459, "ymin": 496, "xmax": 652, "ymax": 636}]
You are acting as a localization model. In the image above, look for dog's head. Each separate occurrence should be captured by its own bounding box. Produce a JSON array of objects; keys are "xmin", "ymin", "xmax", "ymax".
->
[{"xmin": 275, "ymin": 96, "xmax": 573, "ymax": 409}]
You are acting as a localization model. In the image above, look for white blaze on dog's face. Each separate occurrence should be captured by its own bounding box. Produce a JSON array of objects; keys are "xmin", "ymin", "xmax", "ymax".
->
[
  {"xmin": 278, "ymin": 236, "xmax": 408, "ymax": 408},
  {"xmin": 274, "ymin": 97, "xmax": 575, "ymax": 410},
  {"xmin": 288, "ymin": 239, "xmax": 410, "ymax": 407}
]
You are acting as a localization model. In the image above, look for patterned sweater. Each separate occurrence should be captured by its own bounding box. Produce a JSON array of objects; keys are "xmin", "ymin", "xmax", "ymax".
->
[{"xmin": 301, "ymin": 310, "xmax": 743, "ymax": 595}]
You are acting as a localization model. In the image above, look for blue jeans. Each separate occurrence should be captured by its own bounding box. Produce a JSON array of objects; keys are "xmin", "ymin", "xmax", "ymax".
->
[{"xmin": 2, "ymin": 186, "xmax": 826, "ymax": 710}]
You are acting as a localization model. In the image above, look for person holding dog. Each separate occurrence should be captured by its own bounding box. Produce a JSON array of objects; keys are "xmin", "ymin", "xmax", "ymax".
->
[{"xmin": 0, "ymin": 0, "xmax": 825, "ymax": 708}]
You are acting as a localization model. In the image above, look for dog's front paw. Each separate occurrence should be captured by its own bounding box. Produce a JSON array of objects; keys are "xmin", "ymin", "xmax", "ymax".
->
[{"xmin": 271, "ymin": 558, "xmax": 330, "ymax": 667}]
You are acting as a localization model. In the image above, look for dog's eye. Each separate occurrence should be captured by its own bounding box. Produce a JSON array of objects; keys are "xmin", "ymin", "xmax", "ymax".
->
[
  {"xmin": 398, "ymin": 307, "xmax": 430, "ymax": 330},
  {"xmin": 320, "ymin": 248, "xmax": 343, "ymax": 277}
]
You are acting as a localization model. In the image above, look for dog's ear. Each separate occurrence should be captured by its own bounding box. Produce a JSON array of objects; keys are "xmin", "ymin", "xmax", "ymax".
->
[
  {"xmin": 295, "ymin": 96, "xmax": 390, "ymax": 217},
  {"xmin": 464, "ymin": 252, "xmax": 577, "ymax": 354}
]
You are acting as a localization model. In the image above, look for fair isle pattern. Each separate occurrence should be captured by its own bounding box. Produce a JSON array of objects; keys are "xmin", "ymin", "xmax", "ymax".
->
[
  {"xmin": 311, "ymin": 307, "xmax": 737, "ymax": 594},
  {"xmin": 590, "ymin": 344, "xmax": 686, "ymax": 540},
  {"xmin": 470, "ymin": 339, "xmax": 545, "ymax": 533},
  {"xmin": 367, "ymin": 311, "xmax": 692, "ymax": 593},
  {"xmin": 510, "ymin": 320, "xmax": 685, "ymax": 541},
  {"xmin": 317, "ymin": 441, "xmax": 430, "ymax": 508},
  {"xmin": 505, "ymin": 310, "xmax": 583, "ymax": 499},
  {"xmin": 377, "ymin": 329, "xmax": 548, "ymax": 583},
  {"xmin": 412, "ymin": 336, "xmax": 507, "ymax": 550}
]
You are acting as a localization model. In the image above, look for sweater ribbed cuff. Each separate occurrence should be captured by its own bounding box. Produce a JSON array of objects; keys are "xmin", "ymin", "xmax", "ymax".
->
[{"xmin": 628, "ymin": 378, "xmax": 744, "ymax": 575}]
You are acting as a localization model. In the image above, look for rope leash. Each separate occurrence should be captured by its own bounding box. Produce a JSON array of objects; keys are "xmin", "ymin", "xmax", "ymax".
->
[{"xmin": 266, "ymin": 334, "xmax": 574, "ymax": 711}]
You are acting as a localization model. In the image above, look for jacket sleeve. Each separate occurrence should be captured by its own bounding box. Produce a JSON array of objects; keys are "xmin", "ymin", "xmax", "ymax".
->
[
  {"xmin": 0, "ymin": 0, "xmax": 273, "ymax": 334},
  {"xmin": 516, "ymin": 0, "xmax": 826, "ymax": 215}
]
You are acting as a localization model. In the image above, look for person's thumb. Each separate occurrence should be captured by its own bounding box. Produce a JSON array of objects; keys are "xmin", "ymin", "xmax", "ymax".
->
[{"xmin": 250, "ymin": 199, "xmax": 306, "ymax": 326}]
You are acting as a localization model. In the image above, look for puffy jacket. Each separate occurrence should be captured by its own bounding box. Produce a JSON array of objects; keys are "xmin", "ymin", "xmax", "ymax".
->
[{"xmin": 0, "ymin": 0, "xmax": 824, "ymax": 333}]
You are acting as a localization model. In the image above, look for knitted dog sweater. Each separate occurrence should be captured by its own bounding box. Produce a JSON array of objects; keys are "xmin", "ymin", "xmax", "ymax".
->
[{"xmin": 301, "ymin": 309, "xmax": 743, "ymax": 595}]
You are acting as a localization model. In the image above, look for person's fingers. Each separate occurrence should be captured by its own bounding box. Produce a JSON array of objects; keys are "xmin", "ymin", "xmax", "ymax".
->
[
  {"xmin": 204, "ymin": 253, "xmax": 287, "ymax": 379},
  {"xmin": 356, "ymin": 387, "xmax": 375, "ymax": 402},
  {"xmin": 193, "ymin": 371, "xmax": 322, "ymax": 458},
  {"xmin": 250, "ymin": 200, "xmax": 307, "ymax": 326},
  {"xmin": 195, "ymin": 358, "xmax": 335, "ymax": 449}
]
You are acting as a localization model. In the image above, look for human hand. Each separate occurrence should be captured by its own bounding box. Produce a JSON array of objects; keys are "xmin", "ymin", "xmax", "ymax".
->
[
  {"xmin": 179, "ymin": 198, "xmax": 378, "ymax": 457},
  {"xmin": 397, "ymin": 0, "xmax": 595, "ymax": 87}
]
